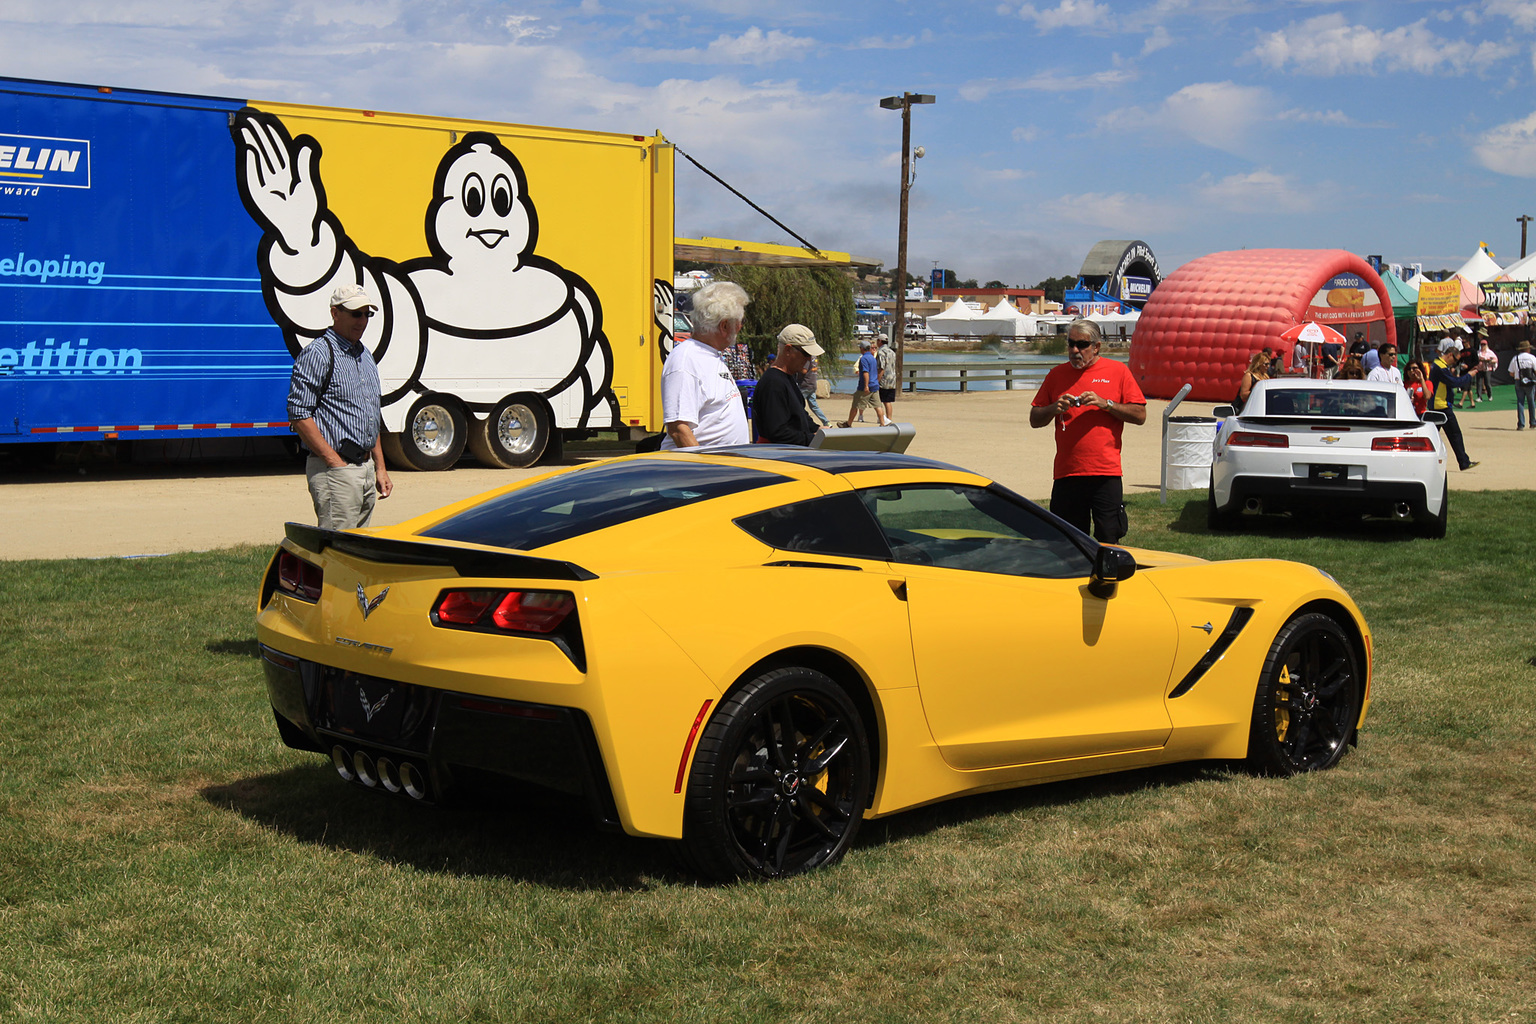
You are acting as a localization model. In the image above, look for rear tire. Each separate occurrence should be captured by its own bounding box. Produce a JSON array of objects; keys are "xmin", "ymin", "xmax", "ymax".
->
[
  {"xmin": 388, "ymin": 395, "xmax": 468, "ymax": 471},
  {"xmin": 467, "ymin": 394, "xmax": 551, "ymax": 469},
  {"xmin": 1207, "ymin": 481, "xmax": 1238, "ymax": 531},
  {"xmin": 1245, "ymin": 612, "xmax": 1362, "ymax": 776},
  {"xmin": 1415, "ymin": 478, "xmax": 1448, "ymax": 539},
  {"xmin": 678, "ymin": 668, "xmax": 870, "ymax": 881}
]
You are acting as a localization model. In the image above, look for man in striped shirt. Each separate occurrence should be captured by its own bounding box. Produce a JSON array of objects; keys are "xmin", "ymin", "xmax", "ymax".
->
[{"xmin": 287, "ymin": 284, "xmax": 394, "ymax": 529}]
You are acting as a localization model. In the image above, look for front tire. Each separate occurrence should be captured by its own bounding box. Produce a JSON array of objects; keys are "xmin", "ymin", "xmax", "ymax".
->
[
  {"xmin": 1245, "ymin": 612, "xmax": 1362, "ymax": 775},
  {"xmin": 679, "ymin": 668, "xmax": 871, "ymax": 881}
]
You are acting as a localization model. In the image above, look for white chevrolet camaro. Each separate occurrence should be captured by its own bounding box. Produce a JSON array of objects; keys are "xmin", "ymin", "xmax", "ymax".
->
[{"xmin": 1208, "ymin": 378, "xmax": 1449, "ymax": 537}]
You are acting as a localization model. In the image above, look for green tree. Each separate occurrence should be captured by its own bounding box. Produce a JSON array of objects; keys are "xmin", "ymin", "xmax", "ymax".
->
[
  {"xmin": 1034, "ymin": 275, "xmax": 1076, "ymax": 304},
  {"xmin": 984, "ymin": 279, "xmax": 1006, "ymax": 289},
  {"xmin": 710, "ymin": 265, "xmax": 856, "ymax": 367}
]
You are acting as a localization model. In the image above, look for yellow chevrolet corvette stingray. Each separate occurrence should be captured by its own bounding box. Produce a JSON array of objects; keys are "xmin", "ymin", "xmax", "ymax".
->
[{"xmin": 256, "ymin": 447, "xmax": 1371, "ymax": 880}]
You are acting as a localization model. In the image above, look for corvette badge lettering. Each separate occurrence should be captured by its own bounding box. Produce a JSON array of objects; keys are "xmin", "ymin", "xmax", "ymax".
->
[
  {"xmin": 357, "ymin": 584, "xmax": 390, "ymax": 619},
  {"xmin": 335, "ymin": 636, "xmax": 393, "ymax": 656}
]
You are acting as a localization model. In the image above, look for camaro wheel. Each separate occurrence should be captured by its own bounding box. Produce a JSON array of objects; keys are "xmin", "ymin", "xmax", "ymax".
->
[
  {"xmin": 680, "ymin": 668, "xmax": 871, "ymax": 881},
  {"xmin": 1207, "ymin": 481, "xmax": 1238, "ymax": 531},
  {"xmin": 1415, "ymin": 478, "xmax": 1448, "ymax": 539},
  {"xmin": 1246, "ymin": 612, "xmax": 1362, "ymax": 775}
]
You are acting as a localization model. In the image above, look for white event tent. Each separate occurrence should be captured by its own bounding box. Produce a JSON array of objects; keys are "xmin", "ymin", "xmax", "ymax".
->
[
  {"xmin": 971, "ymin": 298, "xmax": 1033, "ymax": 338},
  {"xmin": 926, "ymin": 298, "xmax": 982, "ymax": 336},
  {"xmin": 1454, "ymin": 246, "xmax": 1503, "ymax": 282},
  {"xmin": 1495, "ymin": 251, "xmax": 1536, "ymax": 282}
]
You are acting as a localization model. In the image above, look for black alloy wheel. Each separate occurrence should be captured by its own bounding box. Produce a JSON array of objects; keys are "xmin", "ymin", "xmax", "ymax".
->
[
  {"xmin": 1246, "ymin": 612, "xmax": 1363, "ymax": 775},
  {"xmin": 679, "ymin": 668, "xmax": 870, "ymax": 881}
]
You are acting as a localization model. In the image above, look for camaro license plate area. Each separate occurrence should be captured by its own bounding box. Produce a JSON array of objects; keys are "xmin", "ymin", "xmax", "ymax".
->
[
  {"xmin": 320, "ymin": 669, "xmax": 436, "ymax": 751},
  {"xmin": 1307, "ymin": 463, "xmax": 1358, "ymax": 487}
]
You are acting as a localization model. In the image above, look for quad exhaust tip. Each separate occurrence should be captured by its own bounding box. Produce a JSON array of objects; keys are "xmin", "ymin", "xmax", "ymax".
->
[{"xmin": 331, "ymin": 744, "xmax": 429, "ymax": 800}]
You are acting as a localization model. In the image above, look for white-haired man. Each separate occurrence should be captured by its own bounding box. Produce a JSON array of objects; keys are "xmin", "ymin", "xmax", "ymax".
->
[
  {"xmin": 661, "ymin": 281, "xmax": 751, "ymax": 449},
  {"xmin": 287, "ymin": 284, "xmax": 394, "ymax": 530}
]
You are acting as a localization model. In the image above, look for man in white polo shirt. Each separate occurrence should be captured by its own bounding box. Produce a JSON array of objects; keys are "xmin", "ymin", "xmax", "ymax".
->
[{"xmin": 661, "ymin": 281, "xmax": 751, "ymax": 449}]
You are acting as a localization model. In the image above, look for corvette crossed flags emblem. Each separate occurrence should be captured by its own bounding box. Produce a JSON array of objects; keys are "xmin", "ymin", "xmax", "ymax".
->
[{"xmin": 357, "ymin": 584, "xmax": 390, "ymax": 619}]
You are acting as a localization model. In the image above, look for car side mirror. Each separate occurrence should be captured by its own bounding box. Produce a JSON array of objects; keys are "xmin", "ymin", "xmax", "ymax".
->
[
  {"xmin": 1088, "ymin": 545, "xmax": 1137, "ymax": 599},
  {"xmin": 1213, "ymin": 405, "xmax": 1235, "ymax": 417},
  {"xmin": 1422, "ymin": 410, "xmax": 1446, "ymax": 425}
]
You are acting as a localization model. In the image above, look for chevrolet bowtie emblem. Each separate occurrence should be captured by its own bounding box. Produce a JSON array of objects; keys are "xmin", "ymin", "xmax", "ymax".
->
[
  {"xmin": 357, "ymin": 584, "xmax": 390, "ymax": 619},
  {"xmin": 1320, "ymin": 436, "xmax": 1341, "ymax": 444}
]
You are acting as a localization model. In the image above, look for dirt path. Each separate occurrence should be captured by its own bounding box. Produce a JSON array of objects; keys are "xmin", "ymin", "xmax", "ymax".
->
[{"xmin": 3, "ymin": 390, "xmax": 1529, "ymax": 560}]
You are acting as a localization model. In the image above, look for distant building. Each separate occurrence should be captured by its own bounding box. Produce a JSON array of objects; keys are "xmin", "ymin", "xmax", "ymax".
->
[{"xmin": 931, "ymin": 287, "xmax": 1047, "ymax": 315}]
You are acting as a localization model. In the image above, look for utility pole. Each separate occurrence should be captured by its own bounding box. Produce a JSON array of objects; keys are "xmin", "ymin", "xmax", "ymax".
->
[
  {"xmin": 1519, "ymin": 214, "xmax": 1532, "ymax": 259},
  {"xmin": 879, "ymin": 92, "xmax": 935, "ymax": 385}
]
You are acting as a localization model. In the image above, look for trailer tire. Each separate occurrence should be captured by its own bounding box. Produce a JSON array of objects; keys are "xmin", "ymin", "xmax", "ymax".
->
[
  {"xmin": 467, "ymin": 394, "xmax": 551, "ymax": 469},
  {"xmin": 388, "ymin": 395, "xmax": 468, "ymax": 471}
]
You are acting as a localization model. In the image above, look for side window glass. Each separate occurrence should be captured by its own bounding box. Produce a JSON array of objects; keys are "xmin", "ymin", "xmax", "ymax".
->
[
  {"xmin": 858, "ymin": 484, "xmax": 1094, "ymax": 578},
  {"xmin": 734, "ymin": 492, "xmax": 892, "ymax": 560}
]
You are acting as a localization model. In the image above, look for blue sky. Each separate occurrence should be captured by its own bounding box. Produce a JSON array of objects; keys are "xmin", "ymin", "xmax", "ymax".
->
[{"xmin": 5, "ymin": 1, "xmax": 1536, "ymax": 286}]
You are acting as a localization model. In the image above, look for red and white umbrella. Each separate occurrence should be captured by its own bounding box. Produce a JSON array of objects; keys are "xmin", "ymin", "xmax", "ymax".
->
[{"xmin": 1279, "ymin": 321, "xmax": 1346, "ymax": 346}]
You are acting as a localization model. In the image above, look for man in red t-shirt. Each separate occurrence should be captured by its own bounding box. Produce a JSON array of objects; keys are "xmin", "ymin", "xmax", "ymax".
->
[{"xmin": 1028, "ymin": 319, "xmax": 1147, "ymax": 542}]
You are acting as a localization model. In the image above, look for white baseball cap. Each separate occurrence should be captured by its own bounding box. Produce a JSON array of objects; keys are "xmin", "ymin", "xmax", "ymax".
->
[
  {"xmin": 330, "ymin": 283, "xmax": 378, "ymax": 311},
  {"xmin": 777, "ymin": 323, "xmax": 825, "ymax": 357}
]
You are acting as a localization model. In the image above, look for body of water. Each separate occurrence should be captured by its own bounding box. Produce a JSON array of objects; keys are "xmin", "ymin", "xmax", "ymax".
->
[{"xmin": 834, "ymin": 350, "xmax": 1127, "ymax": 393}]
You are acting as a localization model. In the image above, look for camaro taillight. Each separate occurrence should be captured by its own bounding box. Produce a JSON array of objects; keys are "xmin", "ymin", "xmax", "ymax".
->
[
  {"xmin": 276, "ymin": 550, "xmax": 323, "ymax": 602},
  {"xmin": 1371, "ymin": 436, "xmax": 1434, "ymax": 452},
  {"xmin": 1228, "ymin": 431, "xmax": 1289, "ymax": 448},
  {"xmin": 433, "ymin": 589, "xmax": 576, "ymax": 635}
]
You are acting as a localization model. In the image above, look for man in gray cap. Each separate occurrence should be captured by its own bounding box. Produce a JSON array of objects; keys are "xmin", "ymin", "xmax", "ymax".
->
[
  {"xmin": 754, "ymin": 324, "xmax": 825, "ymax": 445},
  {"xmin": 840, "ymin": 337, "xmax": 890, "ymax": 428},
  {"xmin": 287, "ymin": 283, "xmax": 394, "ymax": 529}
]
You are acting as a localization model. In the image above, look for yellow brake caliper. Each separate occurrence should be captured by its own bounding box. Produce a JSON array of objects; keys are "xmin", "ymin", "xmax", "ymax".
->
[{"xmin": 1275, "ymin": 664, "xmax": 1292, "ymax": 741}]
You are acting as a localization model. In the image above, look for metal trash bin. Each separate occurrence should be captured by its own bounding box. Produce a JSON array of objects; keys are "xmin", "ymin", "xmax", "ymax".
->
[{"xmin": 1165, "ymin": 416, "xmax": 1217, "ymax": 490}]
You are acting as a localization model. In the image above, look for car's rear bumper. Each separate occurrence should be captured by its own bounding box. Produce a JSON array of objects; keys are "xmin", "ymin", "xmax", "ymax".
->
[
  {"xmin": 260, "ymin": 643, "xmax": 621, "ymax": 828},
  {"xmin": 1217, "ymin": 472, "xmax": 1432, "ymax": 516}
]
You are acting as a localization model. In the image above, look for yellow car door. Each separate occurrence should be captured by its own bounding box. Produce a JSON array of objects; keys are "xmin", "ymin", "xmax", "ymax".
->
[{"xmin": 858, "ymin": 483, "xmax": 1178, "ymax": 770}]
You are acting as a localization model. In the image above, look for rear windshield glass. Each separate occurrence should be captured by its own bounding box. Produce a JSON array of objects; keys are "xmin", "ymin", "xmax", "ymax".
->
[
  {"xmin": 1262, "ymin": 389, "xmax": 1398, "ymax": 418},
  {"xmin": 421, "ymin": 460, "xmax": 789, "ymax": 551}
]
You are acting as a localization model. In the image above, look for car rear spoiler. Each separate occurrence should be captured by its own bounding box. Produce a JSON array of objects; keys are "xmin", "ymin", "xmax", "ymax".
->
[
  {"xmin": 1239, "ymin": 416, "xmax": 1429, "ymax": 429},
  {"xmin": 283, "ymin": 523, "xmax": 598, "ymax": 581}
]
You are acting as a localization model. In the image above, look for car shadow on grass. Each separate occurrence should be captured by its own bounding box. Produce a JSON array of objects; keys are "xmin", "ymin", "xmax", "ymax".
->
[
  {"xmin": 1159, "ymin": 494, "xmax": 1430, "ymax": 542},
  {"xmin": 201, "ymin": 765, "xmax": 687, "ymax": 891},
  {"xmin": 854, "ymin": 760, "xmax": 1235, "ymax": 853}
]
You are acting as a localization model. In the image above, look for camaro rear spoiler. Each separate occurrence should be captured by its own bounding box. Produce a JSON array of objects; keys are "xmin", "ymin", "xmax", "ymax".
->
[
  {"xmin": 283, "ymin": 523, "xmax": 598, "ymax": 581},
  {"xmin": 1239, "ymin": 416, "xmax": 1429, "ymax": 429}
]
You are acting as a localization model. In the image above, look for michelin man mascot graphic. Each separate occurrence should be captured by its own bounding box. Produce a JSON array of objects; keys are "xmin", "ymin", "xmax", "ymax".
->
[{"xmin": 234, "ymin": 109, "xmax": 616, "ymax": 469}]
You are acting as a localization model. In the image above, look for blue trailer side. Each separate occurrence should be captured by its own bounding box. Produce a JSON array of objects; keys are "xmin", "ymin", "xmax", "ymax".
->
[{"xmin": 0, "ymin": 77, "xmax": 290, "ymax": 445}]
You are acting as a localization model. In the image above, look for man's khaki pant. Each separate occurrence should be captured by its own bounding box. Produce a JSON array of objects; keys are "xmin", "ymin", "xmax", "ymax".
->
[{"xmin": 305, "ymin": 457, "xmax": 377, "ymax": 530}]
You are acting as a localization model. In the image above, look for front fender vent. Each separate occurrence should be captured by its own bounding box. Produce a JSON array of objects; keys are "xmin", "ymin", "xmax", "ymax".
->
[{"xmin": 1168, "ymin": 607, "xmax": 1254, "ymax": 699}]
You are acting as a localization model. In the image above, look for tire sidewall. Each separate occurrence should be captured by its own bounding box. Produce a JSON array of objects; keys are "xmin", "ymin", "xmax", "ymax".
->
[{"xmin": 1247, "ymin": 612, "xmax": 1361, "ymax": 775}]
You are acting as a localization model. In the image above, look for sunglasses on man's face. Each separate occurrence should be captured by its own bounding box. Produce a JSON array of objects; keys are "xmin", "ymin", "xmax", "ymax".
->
[
  {"xmin": 1067, "ymin": 338, "xmax": 1095, "ymax": 350},
  {"xmin": 341, "ymin": 307, "xmax": 375, "ymax": 319}
]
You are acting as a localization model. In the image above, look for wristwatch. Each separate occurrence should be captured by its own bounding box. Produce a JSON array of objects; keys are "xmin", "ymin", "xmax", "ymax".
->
[{"xmin": 1106, "ymin": 400, "xmax": 1115, "ymax": 411}]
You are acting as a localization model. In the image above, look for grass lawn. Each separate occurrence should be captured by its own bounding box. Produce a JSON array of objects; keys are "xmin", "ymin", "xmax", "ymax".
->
[{"xmin": 2, "ymin": 491, "xmax": 1534, "ymax": 1023}]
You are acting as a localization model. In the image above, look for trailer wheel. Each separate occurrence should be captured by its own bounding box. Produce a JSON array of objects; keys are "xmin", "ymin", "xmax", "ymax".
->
[
  {"xmin": 389, "ymin": 395, "xmax": 468, "ymax": 471},
  {"xmin": 467, "ymin": 394, "xmax": 551, "ymax": 469}
]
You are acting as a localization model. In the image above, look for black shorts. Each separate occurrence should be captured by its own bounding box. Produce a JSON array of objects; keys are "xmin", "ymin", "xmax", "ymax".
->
[
  {"xmin": 879, "ymin": 387, "xmax": 896, "ymax": 403},
  {"xmin": 1049, "ymin": 475, "xmax": 1127, "ymax": 543}
]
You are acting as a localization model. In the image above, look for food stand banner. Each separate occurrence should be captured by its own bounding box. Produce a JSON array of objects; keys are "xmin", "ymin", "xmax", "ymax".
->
[
  {"xmin": 1303, "ymin": 272, "xmax": 1383, "ymax": 324},
  {"xmin": 1416, "ymin": 278, "xmax": 1467, "ymax": 331},
  {"xmin": 1480, "ymin": 280, "xmax": 1530, "ymax": 325}
]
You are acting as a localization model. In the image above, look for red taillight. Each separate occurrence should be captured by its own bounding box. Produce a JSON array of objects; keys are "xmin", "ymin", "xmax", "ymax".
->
[
  {"xmin": 1229, "ymin": 431, "xmax": 1290, "ymax": 448},
  {"xmin": 433, "ymin": 589, "xmax": 575, "ymax": 634},
  {"xmin": 276, "ymin": 550, "xmax": 323, "ymax": 601},
  {"xmin": 435, "ymin": 589, "xmax": 499, "ymax": 624},
  {"xmin": 1371, "ymin": 436, "xmax": 1434, "ymax": 452},
  {"xmin": 491, "ymin": 591, "xmax": 576, "ymax": 633}
]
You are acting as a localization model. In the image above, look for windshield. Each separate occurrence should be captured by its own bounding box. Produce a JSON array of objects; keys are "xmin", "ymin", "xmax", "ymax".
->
[{"xmin": 1262, "ymin": 388, "xmax": 1398, "ymax": 419}]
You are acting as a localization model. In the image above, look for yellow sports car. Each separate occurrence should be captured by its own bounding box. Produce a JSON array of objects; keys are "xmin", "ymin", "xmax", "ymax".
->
[{"xmin": 256, "ymin": 448, "xmax": 1371, "ymax": 880}]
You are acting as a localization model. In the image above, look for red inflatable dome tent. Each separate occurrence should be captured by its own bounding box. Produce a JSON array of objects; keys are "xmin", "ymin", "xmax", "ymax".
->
[{"xmin": 1129, "ymin": 249, "xmax": 1397, "ymax": 401}]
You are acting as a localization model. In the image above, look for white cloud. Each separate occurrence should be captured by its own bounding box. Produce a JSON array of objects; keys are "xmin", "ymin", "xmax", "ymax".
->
[
  {"xmin": 854, "ymin": 35, "xmax": 916, "ymax": 49},
  {"xmin": 1474, "ymin": 111, "xmax": 1536, "ymax": 177},
  {"xmin": 1012, "ymin": 0, "xmax": 1112, "ymax": 31},
  {"xmin": 1142, "ymin": 26, "xmax": 1173, "ymax": 55},
  {"xmin": 959, "ymin": 67, "xmax": 1135, "ymax": 101},
  {"xmin": 1251, "ymin": 13, "xmax": 1517, "ymax": 75},
  {"xmin": 1484, "ymin": 0, "xmax": 1536, "ymax": 31},
  {"xmin": 1011, "ymin": 125, "xmax": 1041, "ymax": 142},
  {"xmin": 1038, "ymin": 191, "xmax": 1182, "ymax": 232},
  {"xmin": 1194, "ymin": 170, "xmax": 1317, "ymax": 213},
  {"xmin": 635, "ymin": 27, "xmax": 817, "ymax": 66},
  {"xmin": 1099, "ymin": 81, "xmax": 1273, "ymax": 156}
]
